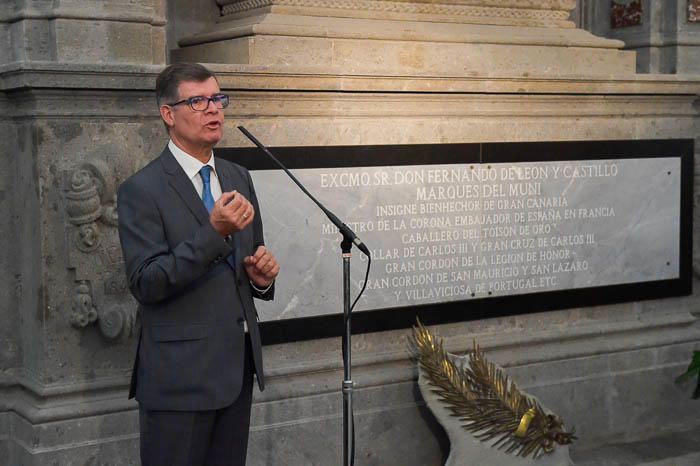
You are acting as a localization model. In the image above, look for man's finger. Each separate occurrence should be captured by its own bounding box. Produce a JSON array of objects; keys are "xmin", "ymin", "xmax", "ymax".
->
[
  {"xmin": 254, "ymin": 256, "xmax": 271, "ymax": 272},
  {"xmin": 219, "ymin": 190, "xmax": 237, "ymax": 206},
  {"xmin": 258, "ymin": 255, "xmax": 279, "ymax": 275},
  {"xmin": 224, "ymin": 197, "xmax": 251, "ymax": 218},
  {"xmin": 264, "ymin": 263, "xmax": 280, "ymax": 279},
  {"xmin": 254, "ymin": 246, "xmax": 267, "ymax": 259},
  {"xmin": 240, "ymin": 205, "xmax": 254, "ymax": 224}
]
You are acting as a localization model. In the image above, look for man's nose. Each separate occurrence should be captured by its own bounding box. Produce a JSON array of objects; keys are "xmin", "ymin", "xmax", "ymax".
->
[{"xmin": 204, "ymin": 99, "xmax": 219, "ymax": 113}]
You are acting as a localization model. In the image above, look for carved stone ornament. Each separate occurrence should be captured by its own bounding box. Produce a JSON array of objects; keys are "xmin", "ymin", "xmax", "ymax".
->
[
  {"xmin": 63, "ymin": 158, "xmax": 137, "ymax": 341},
  {"xmin": 99, "ymin": 305, "xmax": 134, "ymax": 340},
  {"xmin": 76, "ymin": 222, "xmax": 101, "ymax": 253},
  {"xmin": 70, "ymin": 281, "xmax": 98, "ymax": 329},
  {"xmin": 611, "ymin": 0, "xmax": 642, "ymax": 29},
  {"xmin": 101, "ymin": 194, "xmax": 119, "ymax": 227},
  {"xmin": 65, "ymin": 169, "xmax": 102, "ymax": 226},
  {"xmin": 216, "ymin": 0, "xmax": 578, "ymax": 28},
  {"xmin": 690, "ymin": 0, "xmax": 700, "ymax": 23}
]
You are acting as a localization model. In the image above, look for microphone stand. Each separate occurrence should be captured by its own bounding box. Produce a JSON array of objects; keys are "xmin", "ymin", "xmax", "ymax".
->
[
  {"xmin": 341, "ymin": 236, "xmax": 354, "ymax": 466},
  {"xmin": 237, "ymin": 127, "xmax": 369, "ymax": 466}
]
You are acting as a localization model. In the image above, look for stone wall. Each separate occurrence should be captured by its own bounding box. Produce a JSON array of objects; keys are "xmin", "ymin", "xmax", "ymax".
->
[
  {"xmin": 0, "ymin": 0, "xmax": 699, "ymax": 465},
  {"xmin": 577, "ymin": 0, "xmax": 700, "ymax": 74},
  {"xmin": 0, "ymin": 0, "xmax": 167, "ymax": 66},
  {"xmin": 0, "ymin": 117, "xmax": 21, "ymax": 375}
]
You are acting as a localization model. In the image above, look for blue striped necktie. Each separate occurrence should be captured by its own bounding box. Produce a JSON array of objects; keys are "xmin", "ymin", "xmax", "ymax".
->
[
  {"xmin": 200, "ymin": 166, "xmax": 235, "ymax": 268},
  {"xmin": 200, "ymin": 166, "xmax": 215, "ymax": 213}
]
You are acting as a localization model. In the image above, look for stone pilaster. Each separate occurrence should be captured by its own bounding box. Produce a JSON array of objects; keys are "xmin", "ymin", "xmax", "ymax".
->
[
  {"xmin": 0, "ymin": 0, "xmax": 167, "ymax": 65},
  {"xmin": 171, "ymin": 0, "xmax": 635, "ymax": 76},
  {"xmin": 577, "ymin": 0, "xmax": 700, "ymax": 74}
]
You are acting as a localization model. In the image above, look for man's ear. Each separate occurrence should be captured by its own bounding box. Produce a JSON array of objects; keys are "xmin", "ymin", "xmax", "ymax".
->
[{"xmin": 160, "ymin": 105, "xmax": 175, "ymax": 129}]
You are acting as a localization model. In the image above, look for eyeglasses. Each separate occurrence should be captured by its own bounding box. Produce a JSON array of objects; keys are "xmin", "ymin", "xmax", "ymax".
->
[{"xmin": 167, "ymin": 93, "xmax": 229, "ymax": 111}]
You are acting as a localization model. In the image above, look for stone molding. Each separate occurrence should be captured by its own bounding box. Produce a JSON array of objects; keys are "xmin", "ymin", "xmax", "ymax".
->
[
  {"xmin": 3, "ymin": 89, "xmax": 697, "ymax": 119},
  {"xmin": 261, "ymin": 305, "xmax": 699, "ymax": 381},
  {"xmin": 217, "ymin": 94, "xmax": 698, "ymax": 118},
  {"xmin": 219, "ymin": 0, "xmax": 574, "ymax": 28},
  {"xmin": 0, "ymin": 3, "xmax": 166, "ymax": 66},
  {"xmin": 6, "ymin": 63, "xmax": 700, "ymax": 95},
  {"xmin": 218, "ymin": 0, "xmax": 577, "ymax": 9},
  {"xmin": 0, "ymin": 300, "xmax": 696, "ymax": 422},
  {"xmin": 176, "ymin": 17, "xmax": 623, "ymax": 47},
  {"xmin": 610, "ymin": 33, "xmax": 700, "ymax": 49},
  {"xmin": 0, "ymin": 380, "xmax": 130, "ymax": 425},
  {"xmin": 0, "ymin": 5, "xmax": 166, "ymax": 26}
]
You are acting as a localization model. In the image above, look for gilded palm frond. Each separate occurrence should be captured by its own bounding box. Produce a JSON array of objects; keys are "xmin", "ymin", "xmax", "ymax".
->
[{"xmin": 409, "ymin": 320, "xmax": 576, "ymax": 459}]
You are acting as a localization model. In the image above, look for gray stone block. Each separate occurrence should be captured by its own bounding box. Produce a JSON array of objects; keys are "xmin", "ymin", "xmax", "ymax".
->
[
  {"xmin": 0, "ymin": 1, "xmax": 167, "ymax": 66},
  {"xmin": 572, "ymin": 427, "xmax": 700, "ymax": 466},
  {"xmin": 249, "ymin": 380, "xmax": 447, "ymax": 466}
]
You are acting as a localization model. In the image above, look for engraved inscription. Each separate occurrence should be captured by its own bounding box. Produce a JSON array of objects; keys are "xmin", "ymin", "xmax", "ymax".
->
[{"xmin": 252, "ymin": 158, "xmax": 680, "ymax": 321}]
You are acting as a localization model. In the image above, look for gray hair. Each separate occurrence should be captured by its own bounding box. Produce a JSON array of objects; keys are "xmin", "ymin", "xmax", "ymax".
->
[{"xmin": 155, "ymin": 63, "xmax": 217, "ymax": 107}]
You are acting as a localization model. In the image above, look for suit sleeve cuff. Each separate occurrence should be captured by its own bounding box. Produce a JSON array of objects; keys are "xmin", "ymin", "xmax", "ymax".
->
[{"xmin": 250, "ymin": 280, "xmax": 274, "ymax": 294}]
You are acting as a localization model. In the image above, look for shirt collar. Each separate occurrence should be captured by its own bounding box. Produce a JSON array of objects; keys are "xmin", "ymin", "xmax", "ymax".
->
[{"xmin": 168, "ymin": 140, "xmax": 217, "ymax": 181}]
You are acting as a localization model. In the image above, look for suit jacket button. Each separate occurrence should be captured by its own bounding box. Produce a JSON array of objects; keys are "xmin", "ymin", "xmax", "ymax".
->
[{"xmin": 237, "ymin": 317, "xmax": 245, "ymax": 326}]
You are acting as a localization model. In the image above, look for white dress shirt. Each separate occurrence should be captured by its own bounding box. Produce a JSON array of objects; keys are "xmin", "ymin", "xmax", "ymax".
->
[
  {"xmin": 167, "ymin": 140, "xmax": 272, "ymax": 324},
  {"xmin": 168, "ymin": 140, "xmax": 222, "ymax": 202}
]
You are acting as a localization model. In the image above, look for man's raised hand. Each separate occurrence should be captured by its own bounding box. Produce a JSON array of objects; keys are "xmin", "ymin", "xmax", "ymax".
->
[
  {"xmin": 210, "ymin": 190, "xmax": 255, "ymax": 236},
  {"xmin": 244, "ymin": 246, "xmax": 280, "ymax": 288}
]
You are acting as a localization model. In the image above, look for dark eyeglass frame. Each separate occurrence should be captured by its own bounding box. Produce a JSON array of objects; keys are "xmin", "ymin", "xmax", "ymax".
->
[{"xmin": 167, "ymin": 93, "xmax": 229, "ymax": 111}]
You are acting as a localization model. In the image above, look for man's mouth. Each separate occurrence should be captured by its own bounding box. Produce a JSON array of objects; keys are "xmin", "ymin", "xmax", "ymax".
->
[{"xmin": 205, "ymin": 121, "xmax": 221, "ymax": 129}]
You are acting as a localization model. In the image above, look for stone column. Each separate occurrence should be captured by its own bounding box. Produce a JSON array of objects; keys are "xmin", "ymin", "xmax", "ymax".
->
[
  {"xmin": 0, "ymin": 1, "xmax": 166, "ymax": 464},
  {"xmin": 172, "ymin": 0, "xmax": 636, "ymax": 76},
  {"xmin": 0, "ymin": 0, "xmax": 166, "ymax": 65},
  {"xmin": 577, "ymin": 0, "xmax": 700, "ymax": 74}
]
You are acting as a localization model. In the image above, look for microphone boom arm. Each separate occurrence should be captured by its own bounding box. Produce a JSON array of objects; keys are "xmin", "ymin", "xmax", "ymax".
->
[{"xmin": 237, "ymin": 126, "xmax": 371, "ymax": 257}]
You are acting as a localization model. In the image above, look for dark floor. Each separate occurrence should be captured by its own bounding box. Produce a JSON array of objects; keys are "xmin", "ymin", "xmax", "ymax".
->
[{"xmin": 571, "ymin": 427, "xmax": 700, "ymax": 466}]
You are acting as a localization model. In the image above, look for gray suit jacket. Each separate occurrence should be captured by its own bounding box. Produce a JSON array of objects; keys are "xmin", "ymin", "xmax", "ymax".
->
[{"xmin": 117, "ymin": 146, "xmax": 272, "ymax": 411}]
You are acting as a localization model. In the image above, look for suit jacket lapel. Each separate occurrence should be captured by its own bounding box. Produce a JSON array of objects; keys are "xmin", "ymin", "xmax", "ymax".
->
[
  {"xmin": 159, "ymin": 147, "xmax": 210, "ymax": 226},
  {"xmin": 215, "ymin": 158, "xmax": 242, "ymax": 278}
]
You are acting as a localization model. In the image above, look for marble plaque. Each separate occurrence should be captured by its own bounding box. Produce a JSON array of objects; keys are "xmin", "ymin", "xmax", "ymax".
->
[{"xmin": 251, "ymin": 158, "xmax": 680, "ymax": 322}]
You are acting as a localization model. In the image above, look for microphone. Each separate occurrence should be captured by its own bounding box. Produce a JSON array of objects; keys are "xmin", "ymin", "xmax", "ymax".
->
[{"xmin": 237, "ymin": 126, "xmax": 371, "ymax": 258}]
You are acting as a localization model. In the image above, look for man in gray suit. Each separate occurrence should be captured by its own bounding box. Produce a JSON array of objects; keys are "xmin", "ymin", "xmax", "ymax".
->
[{"xmin": 117, "ymin": 62, "xmax": 280, "ymax": 466}]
